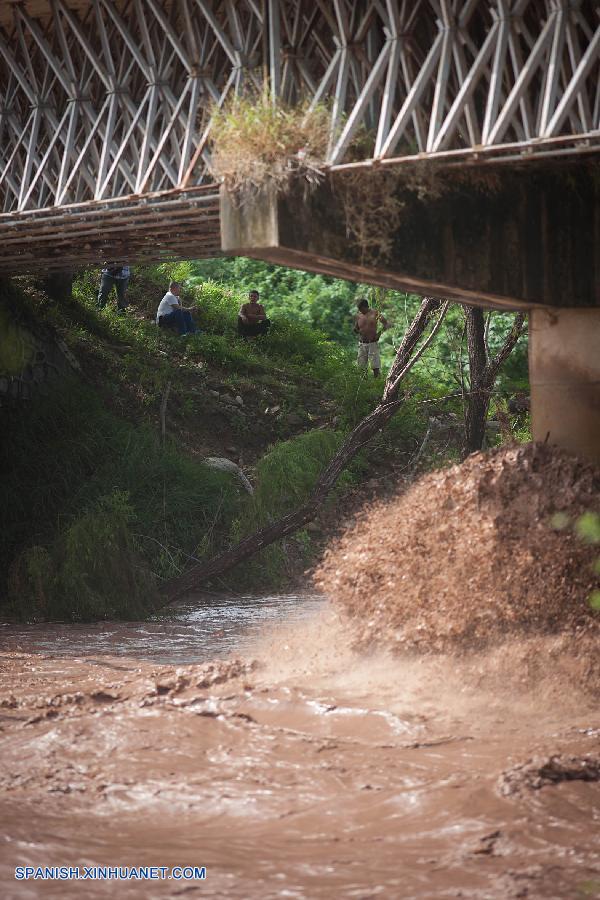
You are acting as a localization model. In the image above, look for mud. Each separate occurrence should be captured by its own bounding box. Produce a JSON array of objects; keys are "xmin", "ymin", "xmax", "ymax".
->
[
  {"xmin": 315, "ymin": 443, "xmax": 600, "ymax": 658},
  {"xmin": 1, "ymin": 604, "xmax": 599, "ymax": 899}
]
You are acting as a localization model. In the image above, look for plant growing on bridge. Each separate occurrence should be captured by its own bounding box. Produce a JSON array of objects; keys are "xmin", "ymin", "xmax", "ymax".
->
[{"xmin": 209, "ymin": 90, "xmax": 329, "ymax": 202}]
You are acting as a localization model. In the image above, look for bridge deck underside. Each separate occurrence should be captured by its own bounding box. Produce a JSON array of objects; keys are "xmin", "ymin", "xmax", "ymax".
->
[{"xmin": 0, "ymin": 186, "xmax": 221, "ymax": 275}]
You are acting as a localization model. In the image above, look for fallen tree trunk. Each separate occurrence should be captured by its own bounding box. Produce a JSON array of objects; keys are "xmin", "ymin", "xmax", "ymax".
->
[{"xmin": 161, "ymin": 297, "xmax": 449, "ymax": 603}]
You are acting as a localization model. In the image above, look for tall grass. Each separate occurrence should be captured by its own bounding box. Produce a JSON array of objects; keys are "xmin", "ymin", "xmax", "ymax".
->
[
  {"xmin": 209, "ymin": 90, "xmax": 329, "ymax": 199},
  {"xmin": 226, "ymin": 428, "xmax": 357, "ymax": 588},
  {"xmin": 9, "ymin": 492, "xmax": 158, "ymax": 621}
]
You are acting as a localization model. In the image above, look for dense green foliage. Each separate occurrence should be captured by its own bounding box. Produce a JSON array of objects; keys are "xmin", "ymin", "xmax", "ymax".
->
[
  {"xmin": 188, "ymin": 256, "xmax": 529, "ymax": 398},
  {"xmin": 1, "ymin": 257, "xmax": 529, "ymax": 621},
  {"xmin": 188, "ymin": 256, "xmax": 363, "ymax": 348},
  {"xmin": 187, "ymin": 257, "xmax": 529, "ymax": 446},
  {"xmin": 1, "ymin": 378, "xmax": 242, "ymax": 619},
  {"xmin": 230, "ymin": 428, "xmax": 359, "ymax": 586}
]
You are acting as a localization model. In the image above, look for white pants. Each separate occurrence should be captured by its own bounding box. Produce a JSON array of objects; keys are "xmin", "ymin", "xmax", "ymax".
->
[{"xmin": 357, "ymin": 341, "xmax": 381, "ymax": 369}]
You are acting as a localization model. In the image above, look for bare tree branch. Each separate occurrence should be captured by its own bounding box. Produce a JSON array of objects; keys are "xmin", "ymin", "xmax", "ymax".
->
[
  {"xmin": 463, "ymin": 307, "xmax": 527, "ymax": 455},
  {"xmin": 159, "ymin": 297, "xmax": 448, "ymax": 604}
]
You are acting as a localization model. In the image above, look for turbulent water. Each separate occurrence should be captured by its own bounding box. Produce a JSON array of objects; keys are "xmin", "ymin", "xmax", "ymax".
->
[{"xmin": 1, "ymin": 594, "xmax": 599, "ymax": 899}]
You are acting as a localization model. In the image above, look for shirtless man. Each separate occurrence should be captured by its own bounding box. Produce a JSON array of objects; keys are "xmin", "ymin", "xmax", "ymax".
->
[
  {"xmin": 354, "ymin": 298, "xmax": 389, "ymax": 377},
  {"xmin": 238, "ymin": 290, "xmax": 271, "ymax": 338}
]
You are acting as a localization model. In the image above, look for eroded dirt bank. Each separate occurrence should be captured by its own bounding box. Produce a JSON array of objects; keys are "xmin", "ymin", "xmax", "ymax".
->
[
  {"xmin": 1, "ymin": 606, "xmax": 599, "ymax": 900},
  {"xmin": 316, "ymin": 442, "xmax": 600, "ymax": 658}
]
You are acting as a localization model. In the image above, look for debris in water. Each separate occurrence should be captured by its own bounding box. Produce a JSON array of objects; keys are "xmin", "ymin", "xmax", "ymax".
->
[{"xmin": 499, "ymin": 753, "xmax": 600, "ymax": 796}]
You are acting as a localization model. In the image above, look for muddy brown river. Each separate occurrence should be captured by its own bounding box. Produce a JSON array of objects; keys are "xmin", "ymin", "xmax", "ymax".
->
[{"xmin": 1, "ymin": 593, "xmax": 599, "ymax": 899}]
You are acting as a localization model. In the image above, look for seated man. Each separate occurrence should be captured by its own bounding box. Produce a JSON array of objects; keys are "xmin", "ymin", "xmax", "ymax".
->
[
  {"xmin": 156, "ymin": 281, "xmax": 197, "ymax": 335},
  {"xmin": 238, "ymin": 290, "xmax": 271, "ymax": 337}
]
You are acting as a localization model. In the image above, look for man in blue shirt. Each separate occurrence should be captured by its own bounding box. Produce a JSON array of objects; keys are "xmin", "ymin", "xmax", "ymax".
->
[{"xmin": 98, "ymin": 264, "xmax": 131, "ymax": 312}]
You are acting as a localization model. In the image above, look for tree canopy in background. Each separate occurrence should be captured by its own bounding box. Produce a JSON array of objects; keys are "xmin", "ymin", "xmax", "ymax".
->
[{"xmin": 187, "ymin": 256, "xmax": 529, "ymax": 399}]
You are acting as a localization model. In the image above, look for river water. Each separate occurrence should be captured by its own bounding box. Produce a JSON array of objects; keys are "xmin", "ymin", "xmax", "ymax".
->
[
  {"xmin": 1, "ymin": 593, "xmax": 326, "ymax": 665},
  {"xmin": 1, "ymin": 593, "xmax": 599, "ymax": 899}
]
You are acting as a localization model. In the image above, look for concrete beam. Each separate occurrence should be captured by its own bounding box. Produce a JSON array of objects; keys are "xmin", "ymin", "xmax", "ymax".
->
[{"xmin": 221, "ymin": 160, "xmax": 599, "ymax": 310}]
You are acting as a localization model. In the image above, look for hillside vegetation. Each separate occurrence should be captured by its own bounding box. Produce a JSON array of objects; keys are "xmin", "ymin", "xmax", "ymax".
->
[{"xmin": 0, "ymin": 262, "xmax": 529, "ymax": 622}]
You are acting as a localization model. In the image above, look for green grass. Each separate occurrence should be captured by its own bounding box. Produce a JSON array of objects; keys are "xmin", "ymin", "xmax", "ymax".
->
[
  {"xmin": 0, "ymin": 266, "xmax": 439, "ymax": 619},
  {"xmin": 0, "ymin": 378, "xmax": 243, "ymax": 620},
  {"xmin": 226, "ymin": 428, "xmax": 362, "ymax": 588},
  {"xmin": 69, "ymin": 265, "xmax": 392, "ymax": 433},
  {"xmin": 8, "ymin": 492, "xmax": 159, "ymax": 621}
]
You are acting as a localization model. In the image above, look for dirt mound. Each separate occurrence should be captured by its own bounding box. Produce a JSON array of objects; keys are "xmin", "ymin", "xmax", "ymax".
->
[{"xmin": 315, "ymin": 443, "xmax": 600, "ymax": 652}]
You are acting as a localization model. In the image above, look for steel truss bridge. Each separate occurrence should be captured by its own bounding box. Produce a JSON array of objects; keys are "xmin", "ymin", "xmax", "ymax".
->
[{"xmin": 0, "ymin": 0, "xmax": 598, "ymax": 274}]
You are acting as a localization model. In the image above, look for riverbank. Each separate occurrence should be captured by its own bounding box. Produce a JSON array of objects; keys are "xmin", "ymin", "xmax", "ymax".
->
[{"xmin": 2, "ymin": 267, "xmax": 441, "ymax": 621}]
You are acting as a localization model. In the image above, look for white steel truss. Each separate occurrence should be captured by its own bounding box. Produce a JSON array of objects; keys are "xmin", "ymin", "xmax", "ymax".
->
[{"xmin": 0, "ymin": 0, "xmax": 598, "ymax": 272}]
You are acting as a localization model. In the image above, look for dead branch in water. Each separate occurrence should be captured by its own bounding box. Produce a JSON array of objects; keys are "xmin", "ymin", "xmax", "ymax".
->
[{"xmin": 160, "ymin": 298, "xmax": 449, "ymax": 604}]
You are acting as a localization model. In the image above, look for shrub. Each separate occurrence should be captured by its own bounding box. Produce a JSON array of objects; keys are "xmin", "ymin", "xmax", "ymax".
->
[
  {"xmin": 250, "ymin": 428, "xmax": 348, "ymax": 522},
  {"xmin": 59, "ymin": 491, "xmax": 159, "ymax": 620},
  {"xmin": 8, "ymin": 546, "xmax": 57, "ymax": 620},
  {"xmin": 227, "ymin": 428, "xmax": 354, "ymax": 588},
  {"xmin": 9, "ymin": 492, "xmax": 159, "ymax": 622},
  {"xmin": 0, "ymin": 379, "xmax": 244, "ymax": 619},
  {"xmin": 193, "ymin": 280, "xmax": 239, "ymax": 333}
]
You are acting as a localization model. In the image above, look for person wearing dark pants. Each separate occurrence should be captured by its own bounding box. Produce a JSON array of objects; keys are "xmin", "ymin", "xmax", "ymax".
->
[
  {"xmin": 237, "ymin": 318, "xmax": 270, "ymax": 337},
  {"xmin": 238, "ymin": 290, "xmax": 271, "ymax": 338},
  {"xmin": 98, "ymin": 264, "xmax": 131, "ymax": 312},
  {"xmin": 156, "ymin": 281, "xmax": 198, "ymax": 336}
]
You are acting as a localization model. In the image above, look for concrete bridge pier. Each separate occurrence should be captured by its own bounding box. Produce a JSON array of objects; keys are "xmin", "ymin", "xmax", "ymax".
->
[{"xmin": 529, "ymin": 309, "xmax": 600, "ymax": 465}]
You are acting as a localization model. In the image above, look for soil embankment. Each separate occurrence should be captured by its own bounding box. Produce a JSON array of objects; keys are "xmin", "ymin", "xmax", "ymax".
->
[{"xmin": 316, "ymin": 442, "xmax": 600, "ymax": 670}]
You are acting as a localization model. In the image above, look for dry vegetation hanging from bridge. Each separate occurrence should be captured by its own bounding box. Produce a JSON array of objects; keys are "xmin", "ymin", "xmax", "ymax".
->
[
  {"xmin": 208, "ymin": 91, "xmax": 503, "ymax": 264},
  {"xmin": 208, "ymin": 91, "xmax": 329, "ymax": 203}
]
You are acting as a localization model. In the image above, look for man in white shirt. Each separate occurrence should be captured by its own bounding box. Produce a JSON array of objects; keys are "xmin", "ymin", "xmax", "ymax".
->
[{"xmin": 156, "ymin": 281, "xmax": 197, "ymax": 335}]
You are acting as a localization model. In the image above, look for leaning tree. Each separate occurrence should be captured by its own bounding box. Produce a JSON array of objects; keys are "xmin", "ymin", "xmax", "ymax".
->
[{"xmin": 161, "ymin": 297, "xmax": 450, "ymax": 604}]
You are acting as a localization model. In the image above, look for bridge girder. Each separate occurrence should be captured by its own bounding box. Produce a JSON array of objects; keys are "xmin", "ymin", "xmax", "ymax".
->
[{"xmin": 0, "ymin": 0, "xmax": 598, "ymax": 273}]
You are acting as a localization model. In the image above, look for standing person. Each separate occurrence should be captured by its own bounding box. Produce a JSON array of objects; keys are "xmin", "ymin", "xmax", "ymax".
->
[
  {"xmin": 156, "ymin": 281, "xmax": 198, "ymax": 336},
  {"xmin": 238, "ymin": 290, "xmax": 271, "ymax": 338},
  {"xmin": 98, "ymin": 263, "xmax": 131, "ymax": 313},
  {"xmin": 354, "ymin": 298, "xmax": 389, "ymax": 378}
]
